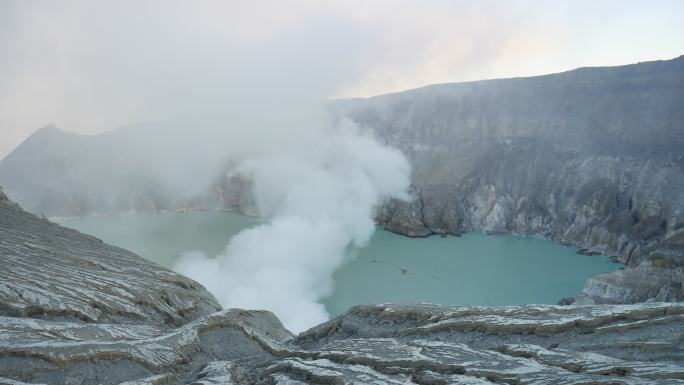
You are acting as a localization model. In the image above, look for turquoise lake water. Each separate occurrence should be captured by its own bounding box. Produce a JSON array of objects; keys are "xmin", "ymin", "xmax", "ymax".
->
[{"xmin": 57, "ymin": 212, "xmax": 620, "ymax": 316}]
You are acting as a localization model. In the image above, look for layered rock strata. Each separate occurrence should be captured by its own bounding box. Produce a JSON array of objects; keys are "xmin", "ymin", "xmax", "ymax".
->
[
  {"xmin": 0, "ymin": 194, "xmax": 221, "ymax": 326},
  {"xmin": 3, "ymin": 302, "xmax": 684, "ymax": 384},
  {"xmin": 1, "ymin": 194, "xmax": 684, "ymax": 384}
]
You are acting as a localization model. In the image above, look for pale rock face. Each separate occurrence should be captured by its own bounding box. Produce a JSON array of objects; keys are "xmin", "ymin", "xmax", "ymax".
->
[
  {"xmin": 0, "ymin": 196, "xmax": 221, "ymax": 326},
  {"xmin": 3, "ymin": 300, "xmax": 684, "ymax": 383},
  {"xmin": 582, "ymin": 261, "xmax": 684, "ymax": 304}
]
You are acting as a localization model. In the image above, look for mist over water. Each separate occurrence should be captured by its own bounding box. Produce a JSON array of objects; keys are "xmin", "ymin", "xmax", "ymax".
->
[
  {"xmin": 58, "ymin": 211, "xmax": 621, "ymax": 326},
  {"xmin": 175, "ymin": 124, "xmax": 411, "ymax": 332},
  {"xmin": 5, "ymin": 0, "xmax": 670, "ymax": 334}
]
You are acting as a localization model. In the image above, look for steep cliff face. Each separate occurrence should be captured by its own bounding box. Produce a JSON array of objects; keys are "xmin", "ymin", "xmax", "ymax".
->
[{"xmin": 334, "ymin": 56, "xmax": 684, "ymax": 304}]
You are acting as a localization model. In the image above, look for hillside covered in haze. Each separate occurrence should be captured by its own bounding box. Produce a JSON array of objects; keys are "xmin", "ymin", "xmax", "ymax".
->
[
  {"xmin": 0, "ymin": 122, "xmax": 241, "ymax": 217},
  {"xmin": 341, "ymin": 56, "xmax": 684, "ymax": 258}
]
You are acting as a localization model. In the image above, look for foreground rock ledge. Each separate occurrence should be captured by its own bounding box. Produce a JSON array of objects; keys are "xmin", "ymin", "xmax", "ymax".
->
[
  {"xmin": 1, "ymin": 192, "xmax": 683, "ymax": 384},
  {"xmin": 0, "ymin": 191, "xmax": 221, "ymax": 326},
  {"xmin": 1, "ymin": 303, "xmax": 683, "ymax": 384}
]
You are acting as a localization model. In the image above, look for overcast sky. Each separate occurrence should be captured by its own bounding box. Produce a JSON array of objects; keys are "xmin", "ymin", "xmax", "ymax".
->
[{"xmin": 1, "ymin": 0, "xmax": 683, "ymax": 158}]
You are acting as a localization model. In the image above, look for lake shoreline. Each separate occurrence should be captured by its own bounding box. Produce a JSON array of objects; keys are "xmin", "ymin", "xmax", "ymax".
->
[{"xmin": 57, "ymin": 211, "xmax": 621, "ymax": 317}]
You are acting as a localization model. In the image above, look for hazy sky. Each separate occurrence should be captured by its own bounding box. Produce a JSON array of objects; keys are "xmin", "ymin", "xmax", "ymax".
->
[{"xmin": 1, "ymin": 0, "xmax": 683, "ymax": 158}]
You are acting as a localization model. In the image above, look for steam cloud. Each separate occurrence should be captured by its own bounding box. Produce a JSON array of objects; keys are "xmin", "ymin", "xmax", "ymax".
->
[{"xmin": 175, "ymin": 122, "xmax": 411, "ymax": 332}]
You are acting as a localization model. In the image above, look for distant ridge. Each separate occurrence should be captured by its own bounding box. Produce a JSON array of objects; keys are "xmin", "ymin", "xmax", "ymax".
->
[{"xmin": 353, "ymin": 54, "xmax": 684, "ymax": 100}]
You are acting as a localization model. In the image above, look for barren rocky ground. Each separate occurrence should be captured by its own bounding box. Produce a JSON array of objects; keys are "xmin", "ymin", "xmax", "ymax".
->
[{"xmin": 1, "ymin": 192, "xmax": 683, "ymax": 384}]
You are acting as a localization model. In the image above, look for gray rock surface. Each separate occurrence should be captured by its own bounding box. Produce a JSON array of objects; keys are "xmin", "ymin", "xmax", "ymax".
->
[
  {"xmin": 0, "ymin": 194, "xmax": 221, "ymax": 326},
  {"xmin": 1, "ymin": 193, "xmax": 684, "ymax": 384},
  {"xmin": 3, "ymin": 301, "xmax": 684, "ymax": 384}
]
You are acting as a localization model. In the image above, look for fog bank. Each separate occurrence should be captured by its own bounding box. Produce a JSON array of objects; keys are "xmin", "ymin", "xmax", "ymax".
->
[{"xmin": 3, "ymin": 1, "xmax": 684, "ymax": 157}]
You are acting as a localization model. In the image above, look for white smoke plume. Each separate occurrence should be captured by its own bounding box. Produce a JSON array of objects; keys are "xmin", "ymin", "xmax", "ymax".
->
[{"xmin": 175, "ymin": 122, "xmax": 411, "ymax": 332}]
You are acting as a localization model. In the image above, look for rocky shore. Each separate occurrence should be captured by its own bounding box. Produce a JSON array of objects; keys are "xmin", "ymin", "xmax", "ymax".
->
[{"xmin": 1, "ymin": 191, "xmax": 684, "ymax": 384}]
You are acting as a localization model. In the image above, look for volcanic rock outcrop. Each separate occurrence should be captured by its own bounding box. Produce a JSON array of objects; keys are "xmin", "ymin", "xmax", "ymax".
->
[
  {"xmin": 0, "ymin": 190, "xmax": 221, "ymax": 326},
  {"xmin": 1, "ymin": 191, "xmax": 684, "ymax": 384}
]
